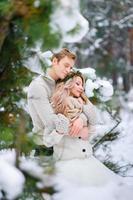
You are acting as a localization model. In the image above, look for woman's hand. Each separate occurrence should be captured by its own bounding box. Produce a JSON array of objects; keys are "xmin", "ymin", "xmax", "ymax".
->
[
  {"xmin": 69, "ymin": 118, "xmax": 84, "ymax": 137},
  {"xmin": 78, "ymin": 127, "xmax": 89, "ymax": 140}
]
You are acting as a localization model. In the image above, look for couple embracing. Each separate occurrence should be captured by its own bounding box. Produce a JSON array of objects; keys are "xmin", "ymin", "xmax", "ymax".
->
[{"xmin": 27, "ymin": 48, "xmax": 133, "ymax": 191}]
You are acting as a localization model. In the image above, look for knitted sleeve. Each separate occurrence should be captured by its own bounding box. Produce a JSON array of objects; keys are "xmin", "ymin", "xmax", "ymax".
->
[
  {"xmin": 28, "ymin": 80, "xmax": 70, "ymax": 134},
  {"xmin": 64, "ymin": 97, "xmax": 88, "ymax": 126},
  {"xmin": 64, "ymin": 97, "xmax": 82, "ymax": 122}
]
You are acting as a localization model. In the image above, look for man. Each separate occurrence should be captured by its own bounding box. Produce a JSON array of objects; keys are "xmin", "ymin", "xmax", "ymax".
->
[{"xmin": 27, "ymin": 48, "xmax": 87, "ymax": 153}]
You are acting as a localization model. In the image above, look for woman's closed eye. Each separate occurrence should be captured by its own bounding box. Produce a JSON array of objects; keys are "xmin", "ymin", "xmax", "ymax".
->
[{"xmin": 76, "ymin": 82, "xmax": 82, "ymax": 87}]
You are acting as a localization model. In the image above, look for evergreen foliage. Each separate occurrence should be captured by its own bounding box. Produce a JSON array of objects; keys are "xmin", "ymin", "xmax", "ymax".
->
[{"xmin": 0, "ymin": 0, "xmax": 59, "ymax": 198}]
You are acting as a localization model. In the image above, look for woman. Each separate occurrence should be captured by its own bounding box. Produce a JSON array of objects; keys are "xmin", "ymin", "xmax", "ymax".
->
[{"xmin": 50, "ymin": 71, "xmax": 123, "ymax": 187}]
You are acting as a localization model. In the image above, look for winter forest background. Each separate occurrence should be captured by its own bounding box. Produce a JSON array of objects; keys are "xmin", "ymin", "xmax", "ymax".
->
[{"xmin": 0, "ymin": 0, "xmax": 133, "ymax": 199}]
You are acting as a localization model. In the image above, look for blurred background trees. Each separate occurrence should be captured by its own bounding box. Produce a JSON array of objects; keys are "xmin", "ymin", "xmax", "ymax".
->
[
  {"xmin": 0, "ymin": 1, "xmax": 58, "ymax": 198},
  {"xmin": 0, "ymin": 0, "xmax": 56, "ymax": 151},
  {"xmin": 70, "ymin": 0, "xmax": 133, "ymax": 91}
]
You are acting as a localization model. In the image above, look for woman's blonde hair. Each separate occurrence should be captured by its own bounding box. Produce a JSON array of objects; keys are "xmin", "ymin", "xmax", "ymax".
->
[
  {"xmin": 51, "ymin": 48, "xmax": 76, "ymax": 61},
  {"xmin": 51, "ymin": 71, "xmax": 88, "ymax": 114}
]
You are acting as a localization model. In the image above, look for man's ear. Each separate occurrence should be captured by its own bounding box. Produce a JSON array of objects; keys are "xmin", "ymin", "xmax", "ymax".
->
[{"xmin": 52, "ymin": 57, "xmax": 58, "ymax": 65}]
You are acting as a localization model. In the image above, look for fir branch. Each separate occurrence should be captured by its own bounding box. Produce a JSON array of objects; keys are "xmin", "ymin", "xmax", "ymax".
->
[
  {"xmin": 93, "ymin": 105, "xmax": 121, "ymax": 151},
  {"xmin": 93, "ymin": 119, "xmax": 121, "ymax": 152}
]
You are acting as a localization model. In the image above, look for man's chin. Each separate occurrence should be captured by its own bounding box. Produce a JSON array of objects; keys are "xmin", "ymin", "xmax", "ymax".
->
[{"xmin": 60, "ymin": 75, "xmax": 66, "ymax": 80}]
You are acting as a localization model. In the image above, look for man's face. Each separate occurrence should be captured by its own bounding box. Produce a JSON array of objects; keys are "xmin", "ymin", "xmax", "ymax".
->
[{"xmin": 52, "ymin": 56, "xmax": 75, "ymax": 80}]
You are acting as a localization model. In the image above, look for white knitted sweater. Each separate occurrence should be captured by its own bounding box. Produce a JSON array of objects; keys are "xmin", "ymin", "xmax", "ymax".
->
[{"xmin": 27, "ymin": 75, "xmax": 88, "ymax": 145}]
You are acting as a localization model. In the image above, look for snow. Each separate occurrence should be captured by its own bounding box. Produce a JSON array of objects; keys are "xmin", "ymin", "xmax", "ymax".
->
[
  {"xmin": 127, "ymin": 88, "xmax": 133, "ymax": 101},
  {"xmin": 0, "ymin": 149, "xmax": 16, "ymax": 165},
  {"xmin": 0, "ymin": 150, "xmax": 25, "ymax": 200},
  {"xmin": 98, "ymin": 20, "xmax": 109, "ymax": 27},
  {"xmin": 50, "ymin": 0, "xmax": 89, "ymax": 43},
  {"xmin": 24, "ymin": 49, "xmax": 53, "ymax": 75},
  {"xmin": 0, "ymin": 107, "xmax": 5, "ymax": 111},
  {"xmin": 53, "ymin": 177, "xmax": 133, "ymax": 200},
  {"xmin": 94, "ymin": 38, "xmax": 103, "ymax": 48},
  {"xmin": 33, "ymin": 0, "xmax": 40, "ymax": 8},
  {"xmin": 78, "ymin": 67, "xmax": 97, "ymax": 80},
  {"xmin": 24, "ymin": 42, "xmax": 48, "ymax": 75},
  {"xmin": 85, "ymin": 79, "xmax": 99, "ymax": 97},
  {"xmin": 91, "ymin": 93, "xmax": 133, "ymax": 178},
  {"xmin": 79, "ymin": 67, "xmax": 114, "ymax": 102},
  {"xmin": 37, "ymin": 50, "xmax": 52, "ymax": 66},
  {"xmin": 24, "ymin": 51, "xmax": 44, "ymax": 75},
  {"xmin": 19, "ymin": 157, "xmax": 44, "ymax": 180},
  {"xmin": 97, "ymin": 79, "xmax": 114, "ymax": 102},
  {"xmin": 60, "ymin": 0, "xmax": 80, "ymax": 9},
  {"xmin": 114, "ymin": 14, "xmax": 133, "ymax": 27},
  {"xmin": 111, "ymin": 108, "xmax": 133, "ymax": 167},
  {"xmin": 63, "ymin": 13, "xmax": 89, "ymax": 43},
  {"xmin": 88, "ymin": 28, "xmax": 97, "ymax": 37},
  {"xmin": 19, "ymin": 156, "xmax": 55, "ymax": 188}
]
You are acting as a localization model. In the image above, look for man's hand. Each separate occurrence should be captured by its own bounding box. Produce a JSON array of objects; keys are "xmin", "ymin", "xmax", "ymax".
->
[{"xmin": 69, "ymin": 118, "xmax": 84, "ymax": 137}]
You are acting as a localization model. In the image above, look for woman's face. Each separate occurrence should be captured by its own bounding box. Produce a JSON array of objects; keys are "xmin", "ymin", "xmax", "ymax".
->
[{"xmin": 70, "ymin": 76, "xmax": 84, "ymax": 97}]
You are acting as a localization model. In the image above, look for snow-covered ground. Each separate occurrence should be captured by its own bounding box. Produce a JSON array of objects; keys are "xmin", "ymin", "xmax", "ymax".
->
[{"xmin": 92, "ymin": 94, "xmax": 133, "ymax": 177}]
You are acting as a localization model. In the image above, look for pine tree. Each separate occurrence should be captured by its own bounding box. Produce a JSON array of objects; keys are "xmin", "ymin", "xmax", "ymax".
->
[{"xmin": 0, "ymin": 0, "xmax": 60, "ymax": 198}]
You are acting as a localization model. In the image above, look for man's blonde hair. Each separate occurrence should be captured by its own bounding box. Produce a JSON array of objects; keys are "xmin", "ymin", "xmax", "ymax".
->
[{"xmin": 51, "ymin": 48, "xmax": 76, "ymax": 61}]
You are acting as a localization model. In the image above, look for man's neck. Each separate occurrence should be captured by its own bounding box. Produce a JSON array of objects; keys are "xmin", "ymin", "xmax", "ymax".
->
[{"xmin": 47, "ymin": 68, "xmax": 58, "ymax": 81}]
